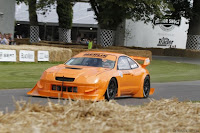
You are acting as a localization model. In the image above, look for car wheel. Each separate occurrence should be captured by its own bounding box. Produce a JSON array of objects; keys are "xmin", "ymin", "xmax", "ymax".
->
[
  {"xmin": 143, "ymin": 76, "xmax": 150, "ymax": 98},
  {"xmin": 105, "ymin": 78, "xmax": 117, "ymax": 101}
]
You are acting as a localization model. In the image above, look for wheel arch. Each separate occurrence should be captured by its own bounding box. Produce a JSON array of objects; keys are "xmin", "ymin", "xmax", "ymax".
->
[
  {"xmin": 111, "ymin": 77, "xmax": 118, "ymax": 89},
  {"xmin": 133, "ymin": 74, "xmax": 150, "ymax": 98},
  {"xmin": 104, "ymin": 77, "xmax": 118, "ymax": 100}
]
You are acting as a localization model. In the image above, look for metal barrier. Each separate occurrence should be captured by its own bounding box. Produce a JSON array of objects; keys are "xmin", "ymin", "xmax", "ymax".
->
[
  {"xmin": 186, "ymin": 35, "xmax": 200, "ymax": 50},
  {"xmin": 100, "ymin": 29, "xmax": 115, "ymax": 47}
]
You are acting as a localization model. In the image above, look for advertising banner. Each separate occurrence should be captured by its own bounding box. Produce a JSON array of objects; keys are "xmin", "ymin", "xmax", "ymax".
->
[
  {"xmin": 0, "ymin": 50, "xmax": 16, "ymax": 62},
  {"xmin": 38, "ymin": 51, "xmax": 49, "ymax": 61},
  {"xmin": 125, "ymin": 17, "xmax": 189, "ymax": 49},
  {"xmin": 19, "ymin": 50, "xmax": 35, "ymax": 62}
]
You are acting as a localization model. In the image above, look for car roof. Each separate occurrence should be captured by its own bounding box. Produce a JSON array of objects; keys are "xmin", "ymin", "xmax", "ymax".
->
[{"xmin": 76, "ymin": 51, "xmax": 125, "ymax": 57}]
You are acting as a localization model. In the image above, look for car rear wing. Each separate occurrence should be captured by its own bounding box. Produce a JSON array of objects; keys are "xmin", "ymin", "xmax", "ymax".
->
[{"xmin": 130, "ymin": 56, "xmax": 150, "ymax": 68}]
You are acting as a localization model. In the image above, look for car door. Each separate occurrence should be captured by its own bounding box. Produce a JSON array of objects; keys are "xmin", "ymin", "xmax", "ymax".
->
[
  {"xmin": 127, "ymin": 57, "xmax": 142, "ymax": 93},
  {"xmin": 117, "ymin": 56, "xmax": 134, "ymax": 94}
]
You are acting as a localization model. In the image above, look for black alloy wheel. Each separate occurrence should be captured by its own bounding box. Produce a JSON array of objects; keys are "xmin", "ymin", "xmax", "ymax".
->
[
  {"xmin": 143, "ymin": 76, "xmax": 150, "ymax": 98},
  {"xmin": 105, "ymin": 78, "xmax": 118, "ymax": 101}
]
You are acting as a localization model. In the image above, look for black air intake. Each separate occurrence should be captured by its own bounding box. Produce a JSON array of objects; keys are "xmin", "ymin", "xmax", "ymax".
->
[
  {"xmin": 55, "ymin": 77, "xmax": 75, "ymax": 82},
  {"xmin": 65, "ymin": 67, "xmax": 82, "ymax": 70}
]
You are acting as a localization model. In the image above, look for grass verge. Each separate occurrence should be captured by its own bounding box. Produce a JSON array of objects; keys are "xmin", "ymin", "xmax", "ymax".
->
[
  {"xmin": 147, "ymin": 60, "xmax": 200, "ymax": 82},
  {"xmin": 0, "ymin": 60, "xmax": 199, "ymax": 89},
  {"xmin": 0, "ymin": 62, "xmax": 61, "ymax": 89}
]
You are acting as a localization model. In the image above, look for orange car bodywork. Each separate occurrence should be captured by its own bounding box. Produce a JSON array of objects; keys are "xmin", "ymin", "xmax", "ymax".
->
[{"xmin": 27, "ymin": 51, "xmax": 155, "ymax": 101}]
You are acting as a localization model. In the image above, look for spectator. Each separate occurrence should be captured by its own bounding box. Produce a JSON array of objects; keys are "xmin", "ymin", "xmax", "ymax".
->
[
  {"xmin": 88, "ymin": 38, "xmax": 93, "ymax": 49},
  {"xmin": 16, "ymin": 35, "xmax": 23, "ymax": 39},
  {"xmin": 5, "ymin": 34, "xmax": 10, "ymax": 45},
  {"xmin": 0, "ymin": 33, "xmax": 9, "ymax": 45},
  {"xmin": 8, "ymin": 33, "xmax": 14, "ymax": 45},
  {"xmin": 76, "ymin": 36, "xmax": 81, "ymax": 44}
]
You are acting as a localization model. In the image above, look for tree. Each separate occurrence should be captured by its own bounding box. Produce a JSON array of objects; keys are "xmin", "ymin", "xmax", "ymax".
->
[
  {"xmin": 89, "ymin": 0, "xmax": 168, "ymax": 46},
  {"xmin": 186, "ymin": 0, "xmax": 200, "ymax": 35},
  {"xmin": 57, "ymin": 0, "xmax": 73, "ymax": 29},
  {"xmin": 38, "ymin": 0, "xmax": 74, "ymax": 42},
  {"xmin": 57, "ymin": 0, "xmax": 73, "ymax": 42},
  {"xmin": 16, "ymin": 0, "xmax": 39, "ymax": 43},
  {"xmin": 168, "ymin": 0, "xmax": 200, "ymax": 50}
]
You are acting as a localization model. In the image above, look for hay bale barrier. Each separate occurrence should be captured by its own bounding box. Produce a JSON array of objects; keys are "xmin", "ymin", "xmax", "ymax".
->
[
  {"xmin": 0, "ymin": 45, "xmax": 72, "ymax": 62},
  {"xmin": 32, "ymin": 42, "xmax": 152, "ymax": 60},
  {"xmin": 0, "ymin": 99, "xmax": 199, "ymax": 132}
]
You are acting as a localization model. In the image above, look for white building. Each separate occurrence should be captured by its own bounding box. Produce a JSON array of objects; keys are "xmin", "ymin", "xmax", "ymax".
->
[{"xmin": 123, "ymin": 18, "xmax": 189, "ymax": 49}]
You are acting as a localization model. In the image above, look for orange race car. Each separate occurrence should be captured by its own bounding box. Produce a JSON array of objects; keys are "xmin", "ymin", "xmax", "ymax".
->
[{"xmin": 27, "ymin": 51, "xmax": 155, "ymax": 101}]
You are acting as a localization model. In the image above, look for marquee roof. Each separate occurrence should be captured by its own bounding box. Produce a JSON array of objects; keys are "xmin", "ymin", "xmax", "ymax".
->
[{"xmin": 15, "ymin": 2, "xmax": 98, "ymax": 27}]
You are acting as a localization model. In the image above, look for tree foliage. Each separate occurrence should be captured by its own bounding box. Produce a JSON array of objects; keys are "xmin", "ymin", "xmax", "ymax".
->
[
  {"xmin": 166, "ymin": 0, "xmax": 191, "ymax": 19},
  {"xmin": 57, "ymin": 0, "xmax": 73, "ymax": 29},
  {"xmin": 90, "ymin": 0, "xmax": 169, "ymax": 30},
  {"xmin": 167, "ymin": 0, "xmax": 200, "ymax": 34},
  {"xmin": 37, "ymin": 0, "xmax": 74, "ymax": 29},
  {"xmin": 37, "ymin": 0, "xmax": 56, "ymax": 15},
  {"xmin": 16, "ymin": 0, "xmax": 38, "ymax": 26}
]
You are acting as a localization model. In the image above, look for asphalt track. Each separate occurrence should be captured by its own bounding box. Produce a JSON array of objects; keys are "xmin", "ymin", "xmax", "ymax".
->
[
  {"xmin": 0, "ymin": 80, "xmax": 200, "ymax": 112},
  {"xmin": 0, "ymin": 56, "xmax": 199, "ymax": 112}
]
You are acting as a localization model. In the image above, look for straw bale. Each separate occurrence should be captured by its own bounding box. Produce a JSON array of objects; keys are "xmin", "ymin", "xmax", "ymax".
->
[
  {"xmin": 31, "ymin": 42, "xmax": 152, "ymax": 60},
  {"xmin": 0, "ymin": 99, "xmax": 199, "ymax": 133},
  {"xmin": 0, "ymin": 45, "xmax": 72, "ymax": 62}
]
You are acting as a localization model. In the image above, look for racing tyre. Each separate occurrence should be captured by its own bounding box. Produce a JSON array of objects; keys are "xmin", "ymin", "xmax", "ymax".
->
[
  {"xmin": 105, "ymin": 78, "xmax": 118, "ymax": 101},
  {"xmin": 143, "ymin": 76, "xmax": 150, "ymax": 98}
]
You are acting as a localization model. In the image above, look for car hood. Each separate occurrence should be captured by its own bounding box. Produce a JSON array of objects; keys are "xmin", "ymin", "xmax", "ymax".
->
[{"xmin": 46, "ymin": 64, "xmax": 112, "ymax": 78}]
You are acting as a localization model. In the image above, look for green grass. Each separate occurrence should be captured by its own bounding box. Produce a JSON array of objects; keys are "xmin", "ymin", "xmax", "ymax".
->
[
  {"xmin": 147, "ymin": 60, "xmax": 200, "ymax": 83},
  {"xmin": 0, "ymin": 62, "xmax": 61, "ymax": 89},
  {"xmin": 0, "ymin": 60, "xmax": 200, "ymax": 89}
]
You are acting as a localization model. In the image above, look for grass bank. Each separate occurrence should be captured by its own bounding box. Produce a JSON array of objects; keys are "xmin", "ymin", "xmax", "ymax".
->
[
  {"xmin": 0, "ymin": 60, "xmax": 199, "ymax": 89},
  {"xmin": 147, "ymin": 60, "xmax": 200, "ymax": 82},
  {"xmin": 0, "ymin": 62, "xmax": 61, "ymax": 89}
]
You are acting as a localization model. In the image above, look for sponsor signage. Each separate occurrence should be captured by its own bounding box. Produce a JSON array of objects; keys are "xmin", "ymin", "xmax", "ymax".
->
[
  {"xmin": 84, "ymin": 53, "xmax": 107, "ymax": 58},
  {"xmin": 157, "ymin": 37, "xmax": 176, "ymax": 48},
  {"xmin": 0, "ymin": 50, "xmax": 16, "ymax": 62},
  {"xmin": 38, "ymin": 51, "xmax": 49, "ymax": 61},
  {"xmin": 154, "ymin": 18, "xmax": 181, "ymax": 32},
  {"xmin": 157, "ymin": 37, "xmax": 174, "ymax": 46},
  {"xmin": 125, "ymin": 17, "xmax": 188, "ymax": 49},
  {"xmin": 19, "ymin": 50, "xmax": 35, "ymax": 62}
]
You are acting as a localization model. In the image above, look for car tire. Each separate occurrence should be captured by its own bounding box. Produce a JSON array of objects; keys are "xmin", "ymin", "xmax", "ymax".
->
[
  {"xmin": 105, "ymin": 78, "xmax": 118, "ymax": 101},
  {"xmin": 143, "ymin": 76, "xmax": 150, "ymax": 98}
]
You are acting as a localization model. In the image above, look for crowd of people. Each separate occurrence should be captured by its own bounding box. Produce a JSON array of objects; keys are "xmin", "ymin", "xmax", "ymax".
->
[{"xmin": 0, "ymin": 33, "xmax": 14, "ymax": 45}]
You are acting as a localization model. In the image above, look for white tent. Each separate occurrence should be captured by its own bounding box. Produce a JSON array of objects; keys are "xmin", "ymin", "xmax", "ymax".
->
[{"xmin": 15, "ymin": 2, "xmax": 98, "ymax": 26}]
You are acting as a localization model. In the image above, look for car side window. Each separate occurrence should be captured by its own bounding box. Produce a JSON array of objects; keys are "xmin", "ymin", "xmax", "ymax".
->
[
  {"xmin": 127, "ymin": 58, "xmax": 138, "ymax": 69},
  {"xmin": 118, "ymin": 57, "xmax": 131, "ymax": 70}
]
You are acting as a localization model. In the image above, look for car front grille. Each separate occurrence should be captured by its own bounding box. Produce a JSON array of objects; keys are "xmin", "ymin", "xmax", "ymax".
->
[
  {"xmin": 55, "ymin": 77, "xmax": 75, "ymax": 82},
  {"xmin": 52, "ymin": 85, "xmax": 78, "ymax": 93}
]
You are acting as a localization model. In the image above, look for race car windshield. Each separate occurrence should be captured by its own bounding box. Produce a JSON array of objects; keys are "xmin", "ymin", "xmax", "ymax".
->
[{"xmin": 65, "ymin": 57, "xmax": 115, "ymax": 69}]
